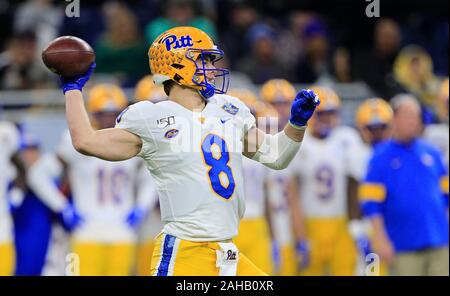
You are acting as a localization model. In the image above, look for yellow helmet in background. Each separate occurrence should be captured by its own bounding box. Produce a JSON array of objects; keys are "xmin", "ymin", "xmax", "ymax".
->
[
  {"xmin": 87, "ymin": 84, "xmax": 128, "ymax": 113},
  {"xmin": 355, "ymin": 98, "xmax": 393, "ymax": 128},
  {"xmin": 260, "ymin": 79, "xmax": 296, "ymax": 104},
  {"xmin": 308, "ymin": 86, "xmax": 340, "ymax": 138},
  {"xmin": 255, "ymin": 103, "xmax": 279, "ymax": 133},
  {"xmin": 134, "ymin": 75, "xmax": 167, "ymax": 102},
  {"xmin": 256, "ymin": 102, "xmax": 278, "ymax": 118},
  {"xmin": 227, "ymin": 88, "xmax": 261, "ymax": 112},
  {"xmin": 310, "ymin": 86, "xmax": 341, "ymax": 112},
  {"xmin": 149, "ymin": 26, "xmax": 229, "ymax": 99}
]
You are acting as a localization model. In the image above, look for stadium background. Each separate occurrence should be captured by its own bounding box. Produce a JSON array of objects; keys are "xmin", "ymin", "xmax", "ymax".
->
[
  {"xmin": 0, "ymin": 0, "xmax": 448, "ymax": 276},
  {"xmin": 0, "ymin": 0, "xmax": 448, "ymax": 150}
]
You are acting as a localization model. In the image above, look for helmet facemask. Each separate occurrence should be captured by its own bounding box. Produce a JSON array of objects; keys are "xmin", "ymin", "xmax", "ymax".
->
[{"xmin": 186, "ymin": 48, "xmax": 230, "ymax": 100}]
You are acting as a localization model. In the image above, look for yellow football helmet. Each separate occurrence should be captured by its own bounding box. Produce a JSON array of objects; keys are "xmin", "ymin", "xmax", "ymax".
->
[
  {"xmin": 87, "ymin": 84, "xmax": 128, "ymax": 113},
  {"xmin": 355, "ymin": 98, "xmax": 393, "ymax": 128},
  {"xmin": 134, "ymin": 75, "xmax": 167, "ymax": 102},
  {"xmin": 255, "ymin": 103, "xmax": 279, "ymax": 133},
  {"xmin": 310, "ymin": 86, "xmax": 341, "ymax": 112},
  {"xmin": 308, "ymin": 86, "xmax": 340, "ymax": 138},
  {"xmin": 257, "ymin": 102, "xmax": 278, "ymax": 118},
  {"xmin": 260, "ymin": 79, "xmax": 296, "ymax": 104},
  {"xmin": 149, "ymin": 26, "xmax": 229, "ymax": 99}
]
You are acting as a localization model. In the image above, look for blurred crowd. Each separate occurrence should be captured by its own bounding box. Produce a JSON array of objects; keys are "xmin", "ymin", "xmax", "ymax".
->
[
  {"xmin": 0, "ymin": 0, "xmax": 448, "ymax": 277},
  {"xmin": 0, "ymin": 0, "xmax": 449, "ymax": 121}
]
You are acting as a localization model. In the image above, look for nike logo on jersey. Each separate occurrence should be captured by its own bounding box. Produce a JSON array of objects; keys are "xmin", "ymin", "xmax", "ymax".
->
[{"xmin": 220, "ymin": 117, "xmax": 232, "ymax": 124}]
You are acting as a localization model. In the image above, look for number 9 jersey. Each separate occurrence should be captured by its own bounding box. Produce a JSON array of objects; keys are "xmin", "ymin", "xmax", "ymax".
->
[{"xmin": 116, "ymin": 95, "xmax": 256, "ymax": 242}]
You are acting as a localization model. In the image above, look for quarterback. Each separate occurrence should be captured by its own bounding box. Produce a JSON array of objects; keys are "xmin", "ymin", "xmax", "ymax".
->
[{"xmin": 59, "ymin": 26, "xmax": 319, "ymax": 276}]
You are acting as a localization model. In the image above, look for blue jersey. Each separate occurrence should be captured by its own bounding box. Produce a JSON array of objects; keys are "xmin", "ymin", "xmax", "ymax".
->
[{"xmin": 359, "ymin": 139, "xmax": 449, "ymax": 252}]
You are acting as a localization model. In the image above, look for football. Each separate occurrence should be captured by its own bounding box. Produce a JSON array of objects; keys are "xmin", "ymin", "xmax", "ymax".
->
[{"xmin": 41, "ymin": 36, "xmax": 95, "ymax": 79}]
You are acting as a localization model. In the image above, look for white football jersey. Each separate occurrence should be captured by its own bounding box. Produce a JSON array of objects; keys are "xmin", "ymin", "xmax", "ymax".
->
[
  {"xmin": 58, "ymin": 131, "xmax": 149, "ymax": 243},
  {"xmin": 116, "ymin": 95, "xmax": 255, "ymax": 242},
  {"xmin": 0, "ymin": 121, "xmax": 19, "ymax": 243},
  {"xmin": 424, "ymin": 123, "xmax": 449, "ymax": 169},
  {"xmin": 266, "ymin": 169, "xmax": 293, "ymax": 246},
  {"xmin": 350, "ymin": 142, "xmax": 373, "ymax": 181},
  {"xmin": 290, "ymin": 127, "xmax": 362, "ymax": 218},
  {"xmin": 242, "ymin": 157, "xmax": 268, "ymax": 219}
]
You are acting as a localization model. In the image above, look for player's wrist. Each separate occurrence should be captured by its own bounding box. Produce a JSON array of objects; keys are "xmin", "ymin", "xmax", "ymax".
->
[
  {"xmin": 61, "ymin": 82, "xmax": 82, "ymax": 94},
  {"xmin": 288, "ymin": 119, "xmax": 308, "ymax": 130}
]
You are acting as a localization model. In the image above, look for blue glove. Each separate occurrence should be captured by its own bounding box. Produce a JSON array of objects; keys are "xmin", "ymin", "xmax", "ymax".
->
[
  {"xmin": 289, "ymin": 89, "xmax": 320, "ymax": 127},
  {"xmin": 126, "ymin": 207, "xmax": 147, "ymax": 229},
  {"xmin": 60, "ymin": 62, "xmax": 96, "ymax": 94},
  {"xmin": 60, "ymin": 203, "xmax": 84, "ymax": 231},
  {"xmin": 295, "ymin": 241, "xmax": 310, "ymax": 270}
]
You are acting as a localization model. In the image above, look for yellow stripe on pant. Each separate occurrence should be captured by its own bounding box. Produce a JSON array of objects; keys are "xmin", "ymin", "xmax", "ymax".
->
[
  {"xmin": 150, "ymin": 233, "xmax": 267, "ymax": 276},
  {"xmin": 71, "ymin": 241, "xmax": 135, "ymax": 276},
  {"xmin": 0, "ymin": 242, "xmax": 15, "ymax": 276},
  {"xmin": 234, "ymin": 217, "xmax": 274, "ymax": 275},
  {"xmin": 300, "ymin": 217, "xmax": 357, "ymax": 276}
]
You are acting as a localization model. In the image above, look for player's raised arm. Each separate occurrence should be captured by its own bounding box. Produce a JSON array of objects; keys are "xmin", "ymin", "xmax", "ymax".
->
[
  {"xmin": 62, "ymin": 64, "xmax": 142, "ymax": 161},
  {"xmin": 243, "ymin": 89, "xmax": 320, "ymax": 170}
]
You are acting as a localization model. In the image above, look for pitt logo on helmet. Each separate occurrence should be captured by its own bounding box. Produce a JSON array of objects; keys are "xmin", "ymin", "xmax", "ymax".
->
[{"xmin": 161, "ymin": 34, "xmax": 194, "ymax": 51}]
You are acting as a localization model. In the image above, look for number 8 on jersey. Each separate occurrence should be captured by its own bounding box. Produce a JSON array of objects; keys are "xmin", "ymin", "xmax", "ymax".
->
[{"xmin": 201, "ymin": 133, "xmax": 236, "ymax": 199}]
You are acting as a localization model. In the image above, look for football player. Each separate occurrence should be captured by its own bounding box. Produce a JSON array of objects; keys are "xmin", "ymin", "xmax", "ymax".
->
[
  {"xmin": 57, "ymin": 26, "xmax": 319, "ymax": 276},
  {"xmin": 10, "ymin": 132, "xmax": 60, "ymax": 276},
  {"xmin": 228, "ymin": 88, "xmax": 274, "ymax": 275},
  {"xmin": 29, "ymin": 84, "xmax": 157, "ymax": 276},
  {"xmin": 353, "ymin": 97, "xmax": 394, "ymax": 275},
  {"xmin": 354, "ymin": 98, "xmax": 394, "ymax": 179},
  {"xmin": 0, "ymin": 121, "xmax": 21, "ymax": 275},
  {"xmin": 259, "ymin": 79, "xmax": 299, "ymax": 276},
  {"xmin": 288, "ymin": 86, "xmax": 362, "ymax": 276}
]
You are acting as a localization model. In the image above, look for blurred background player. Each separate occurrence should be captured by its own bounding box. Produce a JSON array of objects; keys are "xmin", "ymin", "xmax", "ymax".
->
[
  {"xmin": 229, "ymin": 88, "xmax": 274, "ymax": 275},
  {"xmin": 28, "ymin": 84, "xmax": 156, "ymax": 275},
  {"xmin": 424, "ymin": 78, "xmax": 449, "ymax": 169},
  {"xmin": 10, "ymin": 131, "xmax": 67, "ymax": 276},
  {"xmin": 359, "ymin": 94, "xmax": 449, "ymax": 276},
  {"xmin": 0, "ymin": 121, "xmax": 20, "ymax": 275},
  {"xmin": 134, "ymin": 75, "xmax": 168, "ymax": 103},
  {"xmin": 355, "ymin": 98, "xmax": 394, "ymax": 151},
  {"xmin": 353, "ymin": 97, "xmax": 394, "ymax": 275},
  {"xmin": 259, "ymin": 79, "xmax": 298, "ymax": 276},
  {"xmin": 132, "ymin": 75, "xmax": 163, "ymax": 276},
  {"xmin": 288, "ymin": 86, "xmax": 361, "ymax": 276}
]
